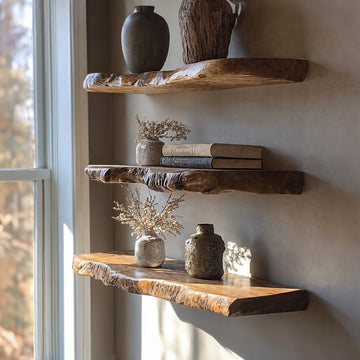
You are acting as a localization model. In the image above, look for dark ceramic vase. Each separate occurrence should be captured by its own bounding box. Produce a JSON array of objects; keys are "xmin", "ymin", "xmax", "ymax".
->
[
  {"xmin": 121, "ymin": 6, "xmax": 170, "ymax": 73},
  {"xmin": 185, "ymin": 224, "xmax": 225, "ymax": 280}
]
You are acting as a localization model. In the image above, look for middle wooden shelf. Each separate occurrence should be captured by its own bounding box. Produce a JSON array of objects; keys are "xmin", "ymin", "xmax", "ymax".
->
[{"xmin": 85, "ymin": 165, "xmax": 304, "ymax": 195}]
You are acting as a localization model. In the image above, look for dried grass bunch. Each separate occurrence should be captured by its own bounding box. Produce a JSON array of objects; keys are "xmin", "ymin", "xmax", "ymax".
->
[
  {"xmin": 113, "ymin": 187, "xmax": 185, "ymax": 238},
  {"xmin": 135, "ymin": 114, "xmax": 190, "ymax": 142}
]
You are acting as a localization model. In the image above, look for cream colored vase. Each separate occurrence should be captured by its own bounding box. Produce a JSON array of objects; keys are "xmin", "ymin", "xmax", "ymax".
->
[
  {"xmin": 136, "ymin": 139, "xmax": 164, "ymax": 166},
  {"xmin": 135, "ymin": 230, "xmax": 165, "ymax": 268}
]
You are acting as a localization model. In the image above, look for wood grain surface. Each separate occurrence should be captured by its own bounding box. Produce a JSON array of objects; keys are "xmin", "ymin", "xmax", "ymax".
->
[
  {"xmin": 179, "ymin": 0, "xmax": 236, "ymax": 64},
  {"xmin": 83, "ymin": 58, "xmax": 308, "ymax": 94},
  {"xmin": 73, "ymin": 251, "xmax": 309, "ymax": 317},
  {"xmin": 84, "ymin": 165, "xmax": 304, "ymax": 195}
]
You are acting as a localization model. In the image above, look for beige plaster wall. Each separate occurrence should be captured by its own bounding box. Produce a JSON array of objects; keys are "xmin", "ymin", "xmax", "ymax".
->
[
  {"xmin": 89, "ymin": 0, "xmax": 360, "ymax": 359},
  {"xmin": 87, "ymin": 2, "xmax": 116, "ymax": 359}
]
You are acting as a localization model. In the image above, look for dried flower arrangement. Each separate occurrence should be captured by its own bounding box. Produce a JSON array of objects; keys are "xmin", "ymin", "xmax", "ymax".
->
[
  {"xmin": 113, "ymin": 187, "xmax": 185, "ymax": 238},
  {"xmin": 135, "ymin": 114, "xmax": 190, "ymax": 142}
]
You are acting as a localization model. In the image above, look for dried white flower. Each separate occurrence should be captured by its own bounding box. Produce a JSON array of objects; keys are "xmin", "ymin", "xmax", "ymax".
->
[
  {"xmin": 135, "ymin": 114, "xmax": 190, "ymax": 142},
  {"xmin": 113, "ymin": 187, "xmax": 185, "ymax": 239}
]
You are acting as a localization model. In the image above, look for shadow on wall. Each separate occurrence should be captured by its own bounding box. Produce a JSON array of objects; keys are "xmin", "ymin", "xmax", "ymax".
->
[
  {"xmin": 158, "ymin": 172, "xmax": 360, "ymax": 359},
  {"xmin": 116, "ymin": 291, "xmax": 142, "ymax": 360},
  {"xmin": 229, "ymin": 0, "xmax": 307, "ymax": 58},
  {"xmin": 166, "ymin": 295, "xmax": 360, "ymax": 360},
  {"xmin": 261, "ymin": 147, "xmax": 300, "ymax": 171}
]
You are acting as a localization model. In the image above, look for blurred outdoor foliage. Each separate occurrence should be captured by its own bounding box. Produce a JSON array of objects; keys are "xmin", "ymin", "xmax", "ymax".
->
[{"xmin": 0, "ymin": 0, "xmax": 35, "ymax": 359}]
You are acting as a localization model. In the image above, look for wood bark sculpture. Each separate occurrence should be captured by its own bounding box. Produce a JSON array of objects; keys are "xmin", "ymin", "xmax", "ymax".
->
[{"xmin": 179, "ymin": 0, "xmax": 237, "ymax": 64}]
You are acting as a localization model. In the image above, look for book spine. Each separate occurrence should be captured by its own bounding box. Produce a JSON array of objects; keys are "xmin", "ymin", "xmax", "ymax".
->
[
  {"xmin": 162, "ymin": 144, "xmax": 262, "ymax": 158},
  {"xmin": 162, "ymin": 144, "xmax": 211, "ymax": 157},
  {"xmin": 160, "ymin": 157, "xmax": 213, "ymax": 169}
]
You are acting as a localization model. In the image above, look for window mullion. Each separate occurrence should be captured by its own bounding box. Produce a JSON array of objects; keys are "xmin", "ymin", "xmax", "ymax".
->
[
  {"xmin": 42, "ymin": 177, "xmax": 59, "ymax": 359},
  {"xmin": 33, "ymin": 0, "xmax": 46, "ymax": 169},
  {"xmin": 34, "ymin": 179, "xmax": 44, "ymax": 360}
]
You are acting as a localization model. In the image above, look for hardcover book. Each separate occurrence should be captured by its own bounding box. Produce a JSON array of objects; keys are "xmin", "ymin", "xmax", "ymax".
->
[
  {"xmin": 160, "ymin": 157, "xmax": 262, "ymax": 169},
  {"xmin": 162, "ymin": 143, "xmax": 262, "ymax": 159}
]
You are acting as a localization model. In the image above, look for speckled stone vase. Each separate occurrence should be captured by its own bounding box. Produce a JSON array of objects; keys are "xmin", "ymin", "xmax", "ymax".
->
[
  {"xmin": 121, "ymin": 6, "xmax": 170, "ymax": 73},
  {"xmin": 185, "ymin": 224, "xmax": 225, "ymax": 279},
  {"xmin": 136, "ymin": 139, "xmax": 164, "ymax": 166},
  {"xmin": 135, "ymin": 230, "xmax": 165, "ymax": 268}
]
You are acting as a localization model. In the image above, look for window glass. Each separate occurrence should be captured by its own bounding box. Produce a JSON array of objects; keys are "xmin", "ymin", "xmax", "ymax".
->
[
  {"xmin": 0, "ymin": 181, "xmax": 34, "ymax": 359},
  {"xmin": 0, "ymin": 0, "xmax": 35, "ymax": 168}
]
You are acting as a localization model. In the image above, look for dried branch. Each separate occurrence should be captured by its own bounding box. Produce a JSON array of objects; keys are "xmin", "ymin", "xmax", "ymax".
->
[
  {"xmin": 135, "ymin": 114, "xmax": 190, "ymax": 142},
  {"xmin": 113, "ymin": 187, "xmax": 185, "ymax": 239}
]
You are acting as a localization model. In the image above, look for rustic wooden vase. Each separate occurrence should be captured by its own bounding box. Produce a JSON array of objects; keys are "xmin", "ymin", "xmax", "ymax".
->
[
  {"xmin": 185, "ymin": 224, "xmax": 225, "ymax": 279},
  {"xmin": 135, "ymin": 230, "xmax": 165, "ymax": 268},
  {"xmin": 179, "ymin": 0, "xmax": 236, "ymax": 64},
  {"xmin": 136, "ymin": 139, "xmax": 164, "ymax": 166},
  {"xmin": 121, "ymin": 6, "xmax": 170, "ymax": 73}
]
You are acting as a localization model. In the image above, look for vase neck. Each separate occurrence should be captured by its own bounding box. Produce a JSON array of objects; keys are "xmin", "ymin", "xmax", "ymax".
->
[
  {"xmin": 196, "ymin": 224, "xmax": 214, "ymax": 235},
  {"xmin": 142, "ymin": 229, "xmax": 157, "ymax": 237},
  {"xmin": 134, "ymin": 6, "xmax": 155, "ymax": 13},
  {"xmin": 140, "ymin": 138, "xmax": 160, "ymax": 142}
]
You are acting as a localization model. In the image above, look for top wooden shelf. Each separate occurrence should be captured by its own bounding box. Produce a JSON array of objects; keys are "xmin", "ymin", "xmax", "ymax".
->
[{"xmin": 83, "ymin": 58, "xmax": 308, "ymax": 95}]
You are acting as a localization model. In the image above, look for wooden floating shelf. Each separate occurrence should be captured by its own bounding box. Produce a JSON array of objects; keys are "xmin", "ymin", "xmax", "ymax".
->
[
  {"xmin": 83, "ymin": 58, "xmax": 308, "ymax": 95},
  {"xmin": 73, "ymin": 251, "xmax": 308, "ymax": 317},
  {"xmin": 85, "ymin": 165, "xmax": 304, "ymax": 195}
]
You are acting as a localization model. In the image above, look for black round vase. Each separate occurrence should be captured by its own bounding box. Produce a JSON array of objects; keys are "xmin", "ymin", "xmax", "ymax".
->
[{"xmin": 121, "ymin": 6, "xmax": 170, "ymax": 73}]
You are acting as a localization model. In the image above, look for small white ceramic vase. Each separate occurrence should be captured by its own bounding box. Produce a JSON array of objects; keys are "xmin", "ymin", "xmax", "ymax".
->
[
  {"xmin": 135, "ymin": 230, "xmax": 165, "ymax": 268},
  {"xmin": 136, "ymin": 139, "xmax": 164, "ymax": 166}
]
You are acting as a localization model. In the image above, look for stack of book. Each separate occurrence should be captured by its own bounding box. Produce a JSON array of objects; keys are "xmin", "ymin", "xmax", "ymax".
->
[{"xmin": 160, "ymin": 143, "xmax": 262, "ymax": 169}]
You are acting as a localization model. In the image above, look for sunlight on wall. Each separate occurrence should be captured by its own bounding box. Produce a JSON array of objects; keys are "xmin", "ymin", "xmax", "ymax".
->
[
  {"xmin": 142, "ymin": 297, "xmax": 244, "ymax": 360},
  {"xmin": 141, "ymin": 242, "xmax": 251, "ymax": 359},
  {"xmin": 223, "ymin": 242, "xmax": 252, "ymax": 277}
]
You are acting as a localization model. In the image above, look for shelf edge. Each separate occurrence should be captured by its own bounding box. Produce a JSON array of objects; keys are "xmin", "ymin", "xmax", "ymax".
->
[
  {"xmin": 73, "ymin": 253, "xmax": 309, "ymax": 317},
  {"xmin": 83, "ymin": 58, "xmax": 309, "ymax": 95},
  {"xmin": 84, "ymin": 165, "xmax": 304, "ymax": 195}
]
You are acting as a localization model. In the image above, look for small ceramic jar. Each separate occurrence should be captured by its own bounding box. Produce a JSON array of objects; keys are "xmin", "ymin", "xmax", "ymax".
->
[
  {"xmin": 136, "ymin": 139, "xmax": 164, "ymax": 166},
  {"xmin": 185, "ymin": 224, "xmax": 225, "ymax": 279},
  {"xmin": 135, "ymin": 230, "xmax": 165, "ymax": 268}
]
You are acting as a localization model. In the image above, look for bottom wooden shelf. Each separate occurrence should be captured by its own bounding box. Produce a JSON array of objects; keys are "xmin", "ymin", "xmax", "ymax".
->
[{"xmin": 73, "ymin": 251, "xmax": 308, "ymax": 317}]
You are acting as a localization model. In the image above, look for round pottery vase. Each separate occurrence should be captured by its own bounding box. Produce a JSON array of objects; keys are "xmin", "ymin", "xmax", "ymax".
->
[
  {"xmin": 121, "ymin": 6, "xmax": 170, "ymax": 73},
  {"xmin": 136, "ymin": 139, "xmax": 164, "ymax": 166},
  {"xmin": 179, "ymin": 0, "xmax": 236, "ymax": 64},
  {"xmin": 135, "ymin": 230, "xmax": 165, "ymax": 268},
  {"xmin": 185, "ymin": 224, "xmax": 225, "ymax": 280}
]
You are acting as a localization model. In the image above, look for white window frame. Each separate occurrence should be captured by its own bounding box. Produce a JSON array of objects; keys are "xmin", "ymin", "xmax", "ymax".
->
[{"xmin": 0, "ymin": 0, "xmax": 90, "ymax": 359}]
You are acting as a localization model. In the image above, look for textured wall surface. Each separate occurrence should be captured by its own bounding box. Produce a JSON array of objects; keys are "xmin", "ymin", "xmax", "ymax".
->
[
  {"xmin": 87, "ymin": 1, "xmax": 116, "ymax": 359},
  {"xmin": 88, "ymin": 0, "xmax": 360, "ymax": 359}
]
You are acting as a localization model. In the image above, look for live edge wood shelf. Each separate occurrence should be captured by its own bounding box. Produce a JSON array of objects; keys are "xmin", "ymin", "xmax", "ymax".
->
[
  {"xmin": 85, "ymin": 165, "xmax": 304, "ymax": 195},
  {"xmin": 83, "ymin": 58, "xmax": 308, "ymax": 95},
  {"xmin": 73, "ymin": 251, "xmax": 308, "ymax": 317}
]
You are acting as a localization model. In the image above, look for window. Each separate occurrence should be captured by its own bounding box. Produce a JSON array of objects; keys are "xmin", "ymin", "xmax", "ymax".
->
[
  {"xmin": 0, "ymin": 0, "xmax": 89, "ymax": 359},
  {"xmin": 0, "ymin": 1, "xmax": 44, "ymax": 358}
]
